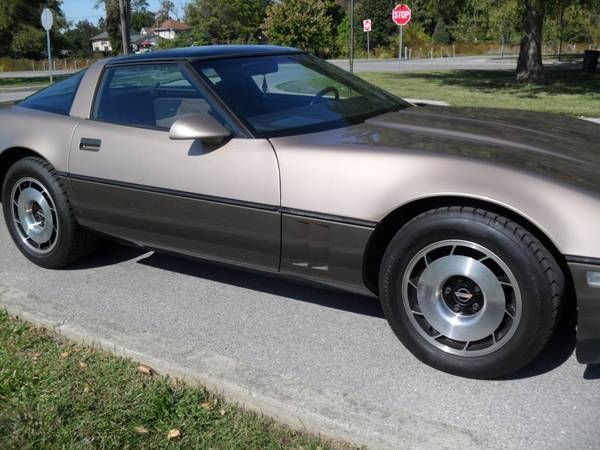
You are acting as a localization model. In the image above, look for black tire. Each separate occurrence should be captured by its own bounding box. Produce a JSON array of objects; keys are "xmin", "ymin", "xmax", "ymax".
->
[
  {"xmin": 379, "ymin": 206, "xmax": 564, "ymax": 379},
  {"xmin": 1, "ymin": 157, "xmax": 97, "ymax": 269}
]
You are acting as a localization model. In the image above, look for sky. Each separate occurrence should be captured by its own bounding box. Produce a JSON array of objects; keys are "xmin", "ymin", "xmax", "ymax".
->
[{"xmin": 61, "ymin": 0, "xmax": 189, "ymax": 24}]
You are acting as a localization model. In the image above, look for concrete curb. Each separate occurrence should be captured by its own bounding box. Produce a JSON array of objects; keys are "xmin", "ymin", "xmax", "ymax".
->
[
  {"xmin": 0, "ymin": 283, "xmax": 494, "ymax": 450},
  {"xmin": 580, "ymin": 117, "xmax": 600, "ymax": 124},
  {"xmin": 405, "ymin": 98, "xmax": 450, "ymax": 106}
]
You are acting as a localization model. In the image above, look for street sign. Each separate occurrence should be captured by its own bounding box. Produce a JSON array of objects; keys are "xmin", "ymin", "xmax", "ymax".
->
[
  {"xmin": 41, "ymin": 8, "xmax": 53, "ymax": 31},
  {"xmin": 392, "ymin": 4, "xmax": 412, "ymax": 26},
  {"xmin": 392, "ymin": 5, "xmax": 411, "ymax": 61},
  {"xmin": 363, "ymin": 19, "xmax": 372, "ymax": 59},
  {"xmin": 40, "ymin": 8, "xmax": 54, "ymax": 83}
]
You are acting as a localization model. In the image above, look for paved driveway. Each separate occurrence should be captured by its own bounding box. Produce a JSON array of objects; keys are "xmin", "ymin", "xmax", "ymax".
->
[{"xmin": 0, "ymin": 221, "xmax": 598, "ymax": 449}]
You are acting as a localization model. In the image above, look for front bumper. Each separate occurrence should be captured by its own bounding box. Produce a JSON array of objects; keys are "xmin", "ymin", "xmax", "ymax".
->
[{"xmin": 568, "ymin": 260, "xmax": 600, "ymax": 364}]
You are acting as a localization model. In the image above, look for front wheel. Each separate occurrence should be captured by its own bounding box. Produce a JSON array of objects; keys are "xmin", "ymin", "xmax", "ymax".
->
[{"xmin": 379, "ymin": 207, "xmax": 564, "ymax": 379}]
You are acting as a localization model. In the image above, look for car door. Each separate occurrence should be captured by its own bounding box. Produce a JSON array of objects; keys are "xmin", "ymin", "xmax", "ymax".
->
[{"xmin": 68, "ymin": 61, "xmax": 281, "ymax": 271}]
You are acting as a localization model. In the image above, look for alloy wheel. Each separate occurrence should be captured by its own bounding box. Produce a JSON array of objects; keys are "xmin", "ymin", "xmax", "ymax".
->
[
  {"xmin": 402, "ymin": 239, "xmax": 522, "ymax": 357},
  {"xmin": 10, "ymin": 177, "xmax": 59, "ymax": 254}
]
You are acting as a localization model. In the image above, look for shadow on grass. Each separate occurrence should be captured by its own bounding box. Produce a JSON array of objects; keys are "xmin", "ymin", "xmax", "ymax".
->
[{"xmin": 393, "ymin": 69, "xmax": 600, "ymax": 98}]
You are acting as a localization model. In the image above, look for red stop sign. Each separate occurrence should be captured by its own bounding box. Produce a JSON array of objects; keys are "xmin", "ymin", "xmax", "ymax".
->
[{"xmin": 392, "ymin": 4, "xmax": 411, "ymax": 26}]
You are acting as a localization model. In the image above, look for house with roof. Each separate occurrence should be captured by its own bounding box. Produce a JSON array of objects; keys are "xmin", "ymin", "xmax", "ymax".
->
[
  {"xmin": 90, "ymin": 31, "xmax": 112, "ymax": 53},
  {"xmin": 142, "ymin": 20, "xmax": 192, "ymax": 40},
  {"xmin": 92, "ymin": 20, "xmax": 191, "ymax": 54},
  {"xmin": 91, "ymin": 31, "xmax": 146, "ymax": 54}
]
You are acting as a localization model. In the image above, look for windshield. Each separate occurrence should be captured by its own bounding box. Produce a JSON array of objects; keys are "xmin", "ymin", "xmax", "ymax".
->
[{"xmin": 192, "ymin": 54, "xmax": 409, "ymax": 138}]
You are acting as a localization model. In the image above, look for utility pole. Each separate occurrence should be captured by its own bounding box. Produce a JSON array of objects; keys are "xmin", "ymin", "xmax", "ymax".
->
[
  {"xmin": 349, "ymin": 0, "xmax": 354, "ymax": 73},
  {"xmin": 118, "ymin": 0, "xmax": 130, "ymax": 55},
  {"xmin": 558, "ymin": 0, "xmax": 565, "ymax": 61}
]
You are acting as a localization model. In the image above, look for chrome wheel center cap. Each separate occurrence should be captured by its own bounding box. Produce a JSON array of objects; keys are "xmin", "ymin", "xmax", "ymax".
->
[{"xmin": 454, "ymin": 288, "xmax": 474, "ymax": 303}]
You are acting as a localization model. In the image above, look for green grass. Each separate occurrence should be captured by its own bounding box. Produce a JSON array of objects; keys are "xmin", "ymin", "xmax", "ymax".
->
[
  {"xmin": 0, "ymin": 76, "xmax": 67, "ymax": 89},
  {"xmin": 0, "ymin": 311, "xmax": 355, "ymax": 449},
  {"xmin": 360, "ymin": 69, "xmax": 600, "ymax": 117}
]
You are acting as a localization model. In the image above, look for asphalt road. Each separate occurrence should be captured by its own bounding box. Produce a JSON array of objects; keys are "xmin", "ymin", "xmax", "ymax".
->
[
  {"xmin": 0, "ymin": 89, "xmax": 36, "ymax": 103},
  {"xmin": 0, "ymin": 220, "xmax": 599, "ymax": 449},
  {"xmin": 0, "ymin": 55, "xmax": 517, "ymax": 82}
]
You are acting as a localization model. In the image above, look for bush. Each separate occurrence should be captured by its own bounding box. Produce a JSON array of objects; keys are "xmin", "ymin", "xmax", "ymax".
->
[{"xmin": 262, "ymin": 0, "xmax": 333, "ymax": 57}]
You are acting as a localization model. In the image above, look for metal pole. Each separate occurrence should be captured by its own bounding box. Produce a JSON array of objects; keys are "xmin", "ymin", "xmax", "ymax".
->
[
  {"xmin": 367, "ymin": 31, "xmax": 370, "ymax": 60},
  {"xmin": 399, "ymin": 26, "xmax": 403, "ymax": 61},
  {"xmin": 558, "ymin": 0, "xmax": 565, "ymax": 61},
  {"xmin": 46, "ymin": 30, "xmax": 53, "ymax": 83},
  {"xmin": 118, "ymin": 0, "xmax": 130, "ymax": 55},
  {"xmin": 349, "ymin": 0, "xmax": 354, "ymax": 72}
]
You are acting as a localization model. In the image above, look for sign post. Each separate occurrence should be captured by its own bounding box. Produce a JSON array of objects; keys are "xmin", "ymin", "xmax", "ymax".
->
[
  {"xmin": 349, "ymin": 0, "xmax": 355, "ymax": 73},
  {"xmin": 41, "ymin": 8, "xmax": 53, "ymax": 83},
  {"xmin": 392, "ymin": 4, "xmax": 411, "ymax": 61},
  {"xmin": 363, "ymin": 19, "xmax": 372, "ymax": 60}
]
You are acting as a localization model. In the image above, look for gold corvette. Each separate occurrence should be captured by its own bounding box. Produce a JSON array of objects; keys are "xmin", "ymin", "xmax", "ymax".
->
[{"xmin": 1, "ymin": 46, "xmax": 599, "ymax": 378}]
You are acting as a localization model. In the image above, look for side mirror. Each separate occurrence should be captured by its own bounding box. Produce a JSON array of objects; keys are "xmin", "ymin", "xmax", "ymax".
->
[{"xmin": 169, "ymin": 114, "xmax": 231, "ymax": 144}]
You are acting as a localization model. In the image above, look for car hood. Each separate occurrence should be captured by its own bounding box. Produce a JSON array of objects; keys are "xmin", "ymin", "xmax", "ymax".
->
[{"xmin": 341, "ymin": 106, "xmax": 600, "ymax": 193}]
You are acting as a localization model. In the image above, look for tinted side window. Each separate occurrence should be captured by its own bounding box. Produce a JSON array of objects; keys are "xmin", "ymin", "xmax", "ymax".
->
[
  {"xmin": 93, "ymin": 63, "xmax": 218, "ymax": 130},
  {"xmin": 19, "ymin": 70, "xmax": 86, "ymax": 116}
]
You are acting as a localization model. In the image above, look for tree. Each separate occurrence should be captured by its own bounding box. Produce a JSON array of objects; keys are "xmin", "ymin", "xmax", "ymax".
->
[
  {"xmin": 156, "ymin": 0, "xmax": 176, "ymax": 24},
  {"xmin": 516, "ymin": 0, "xmax": 545, "ymax": 83},
  {"xmin": 455, "ymin": 0, "xmax": 520, "ymax": 57},
  {"xmin": 355, "ymin": 0, "xmax": 398, "ymax": 49},
  {"xmin": 11, "ymin": 26, "xmax": 45, "ymax": 57},
  {"xmin": 0, "ymin": 0, "xmax": 64, "ymax": 57},
  {"xmin": 98, "ymin": 0, "xmax": 130, "ymax": 54},
  {"xmin": 63, "ymin": 20, "xmax": 101, "ymax": 56},
  {"xmin": 130, "ymin": 0, "xmax": 154, "ymax": 32},
  {"xmin": 186, "ymin": 0, "xmax": 270, "ymax": 44},
  {"xmin": 262, "ymin": 0, "xmax": 333, "ymax": 56}
]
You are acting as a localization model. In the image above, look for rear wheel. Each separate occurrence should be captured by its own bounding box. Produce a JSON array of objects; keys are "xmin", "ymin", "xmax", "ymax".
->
[
  {"xmin": 1, "ymin": 157, "xmax": 97, "ymax": 268},
  {"xmin": 379, "ymin": 207, "xmax": 564, "ymax": 378}
]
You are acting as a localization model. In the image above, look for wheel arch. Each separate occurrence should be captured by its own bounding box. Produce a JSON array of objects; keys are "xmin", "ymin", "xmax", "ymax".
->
[
  {"xmin": 363, "ymin": 195, "xmax": 572, "ymax": 296},
  {"xmin": 0, "ymin": 147, "xmax": 48, "ymax": 194}
]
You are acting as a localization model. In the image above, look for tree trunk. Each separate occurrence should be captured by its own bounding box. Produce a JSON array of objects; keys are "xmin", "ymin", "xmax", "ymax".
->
[{"xmin": 516, "ymin": 0, "xmax": 545, "ymax": 83}]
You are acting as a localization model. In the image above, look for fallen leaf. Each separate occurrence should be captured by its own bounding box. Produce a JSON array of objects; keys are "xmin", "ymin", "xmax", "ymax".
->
[
  {"xmin": 60, "ymin": 352, "xmax": 70, "ymax": 358},
  {"xmin": 135, "ymin": 426, "xmax": 149, "ymax": 434},
  {"xmin": 167, "ymin": 429, "xmax": 181, "ymax": 440},
  {"xmin": 219, "ymin": 408, "xmax": 226, "ymax": 416},
  {"xmin": 83, "ymin": 385, "xmax": 90, "ymax": 394},
  {"xmin": 201, "ymin": 402, "xmax": 212, "ymax": 411},
  {"xmin": 138, "ymin": 365, "xmax": 153, "ymax": 376},
  {"xmin": 79, "ymin": 361, "xmax": 88, "ymax": 369},
  {"xmin": 32, "ymin": 352, "xmax": 41, "ymax": 361}
]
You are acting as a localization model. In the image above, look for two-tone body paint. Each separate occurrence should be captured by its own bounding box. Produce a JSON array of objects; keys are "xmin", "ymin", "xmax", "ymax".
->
[
  {"xmin": 271, "ymin": 108, "xmax": 600, "ymax": 259},
  {"xmin": 1, "ymin": 53, "xmax": 600, "ymax": 361}
]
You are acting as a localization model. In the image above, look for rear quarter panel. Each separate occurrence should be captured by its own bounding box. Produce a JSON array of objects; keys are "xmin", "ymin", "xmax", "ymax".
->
[{"xmin": 0, "ymin": 106, "xmax": 80, "ymax": 172}]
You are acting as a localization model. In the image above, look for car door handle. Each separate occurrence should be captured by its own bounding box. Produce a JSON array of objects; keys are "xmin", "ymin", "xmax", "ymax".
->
[{"xmin": 79, "ymin": 138, "xmax": 101, "ymax": 152}]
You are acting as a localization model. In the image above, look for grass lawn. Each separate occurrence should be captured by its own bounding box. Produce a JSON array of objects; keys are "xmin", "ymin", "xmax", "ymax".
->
[
  {"xmin": 0, "ymin": 76, "xmax": 67, "ymax": 89},
  {"xmin": 0, "ymin": 311, "xmax": 354, "ymax": 449},
  {"xmin": 360, "ymin": 69, "xmax": 600, "ymax": 117}
]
